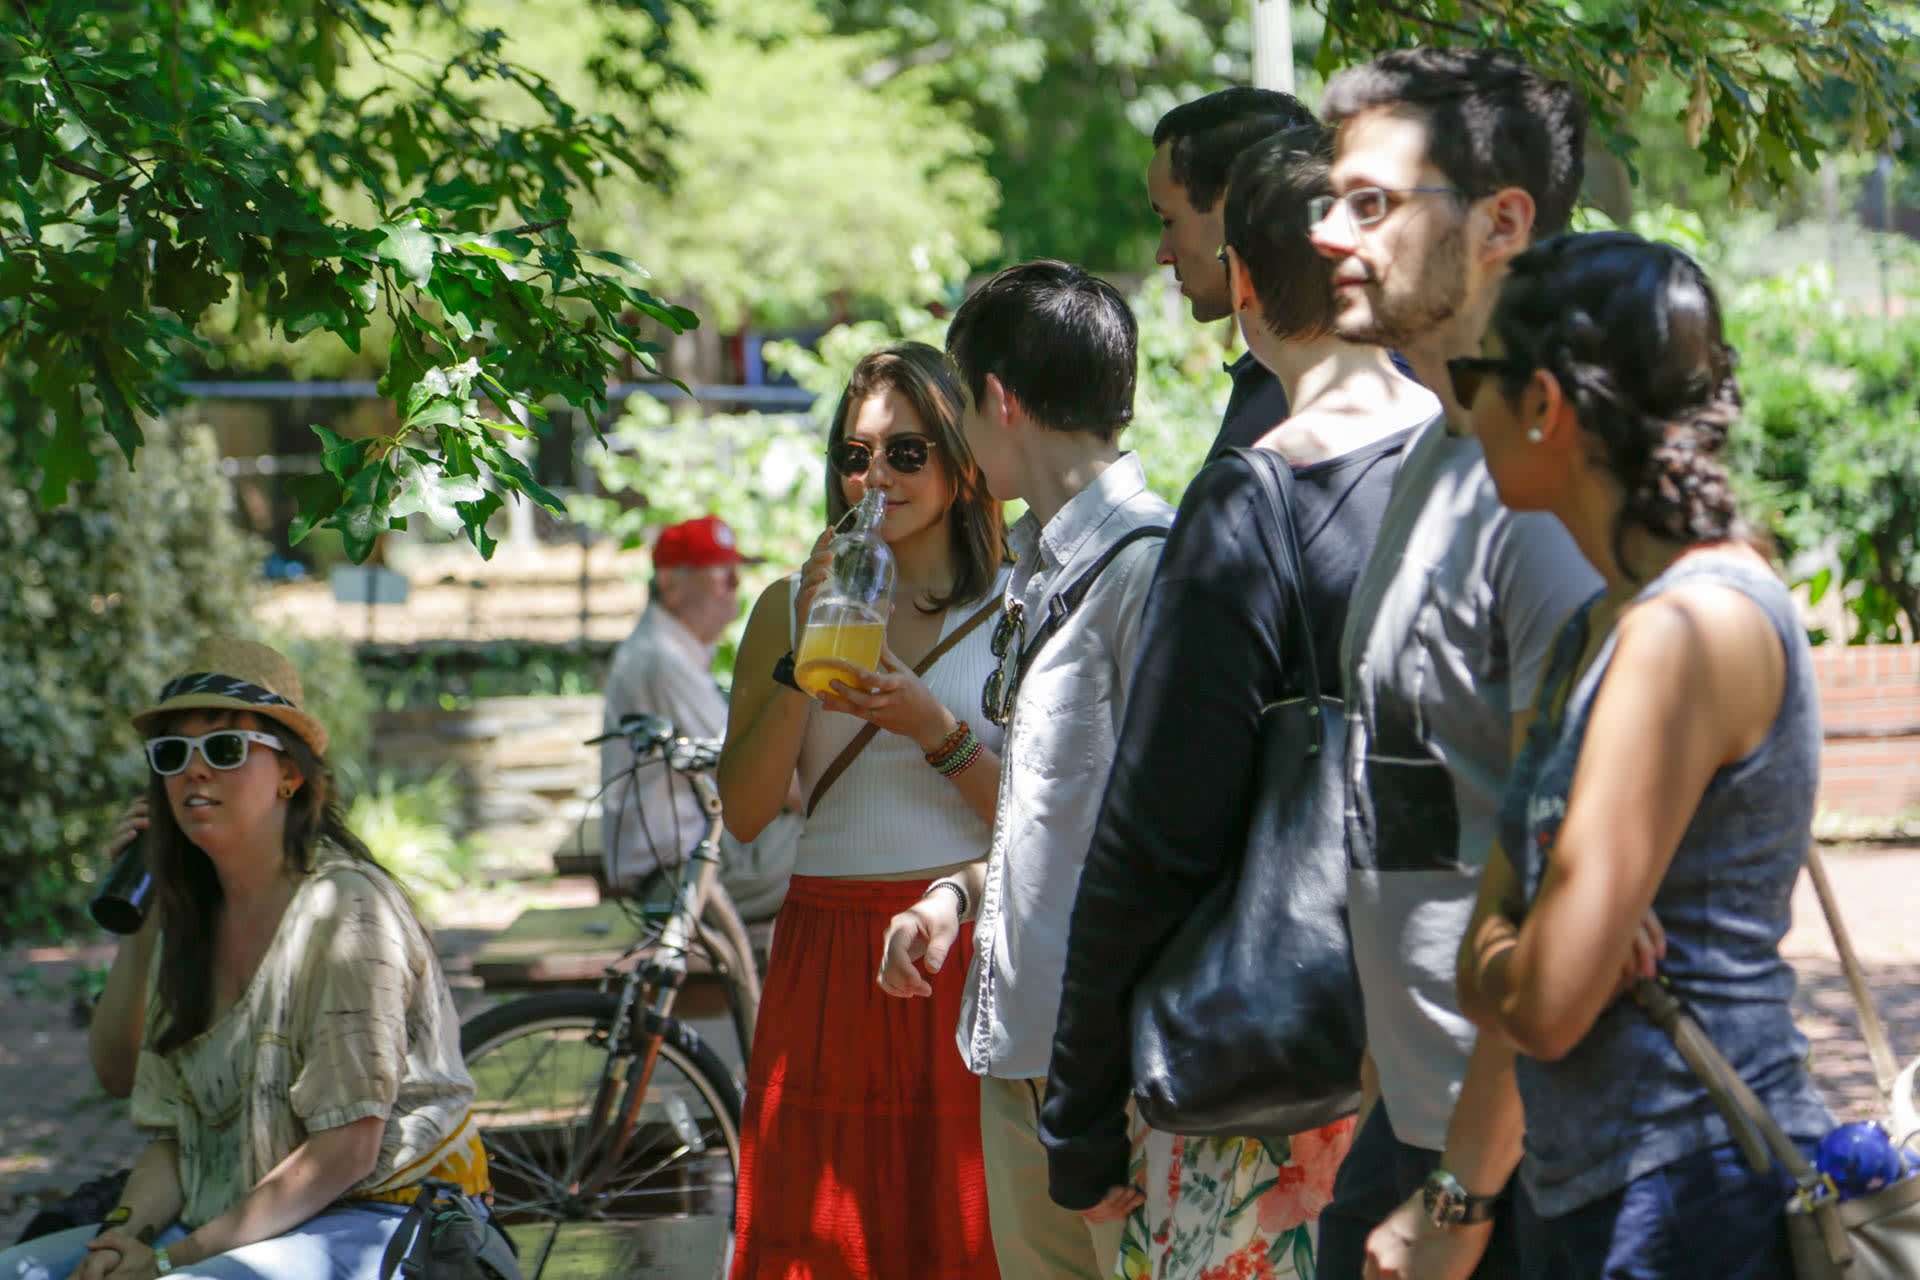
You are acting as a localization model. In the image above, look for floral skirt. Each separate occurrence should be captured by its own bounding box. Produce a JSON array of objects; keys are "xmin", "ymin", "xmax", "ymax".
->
[{"xmin": 1114, "ymin": 1118, "xmax": 1356, "ymax": 1280}]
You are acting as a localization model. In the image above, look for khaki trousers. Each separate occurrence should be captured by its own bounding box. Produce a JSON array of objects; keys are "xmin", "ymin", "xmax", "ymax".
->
[{"xmin": 979, "ymin": 1074, "xmax": 1123, "ymax": 1280}]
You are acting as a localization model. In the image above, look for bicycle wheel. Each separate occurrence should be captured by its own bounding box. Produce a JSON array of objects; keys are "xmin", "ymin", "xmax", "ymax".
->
[{"xmin": 462, "ymin": 990, "xmax": 743, "ymax": 1280}]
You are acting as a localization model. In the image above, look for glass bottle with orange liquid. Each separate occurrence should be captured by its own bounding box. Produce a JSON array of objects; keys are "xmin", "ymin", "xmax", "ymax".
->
[{"xmin": 795, "ymin": 487, "xmax": 895, "ymax": 699}]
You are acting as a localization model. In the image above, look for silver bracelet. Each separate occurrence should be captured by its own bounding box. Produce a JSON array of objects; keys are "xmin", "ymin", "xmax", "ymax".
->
[{"xmin": 922, "ymin": 878, "xmax": 968, "ymax": 921}]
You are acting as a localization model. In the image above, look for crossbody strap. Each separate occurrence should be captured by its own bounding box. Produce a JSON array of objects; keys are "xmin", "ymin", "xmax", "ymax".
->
[
  {"xmin": 1009, "ymin": 524, "xmax": 1169, "ymax": 685},
  {"xmin": 1804, "ymin": 844, "xmax": 1900, "ymax": 1101},
  {"xmin": 1633, "ymin": 978, "xmax": 1854, "ymax": 1265},
  {"xmin": 804, "ymin": 594, "xmax": 1003, "ymax": 818}
]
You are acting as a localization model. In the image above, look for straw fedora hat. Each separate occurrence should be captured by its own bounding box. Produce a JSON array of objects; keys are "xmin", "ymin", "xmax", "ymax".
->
[{"xmin": 131, "ymin": 638, "xmax": 331, "ymax": 756}]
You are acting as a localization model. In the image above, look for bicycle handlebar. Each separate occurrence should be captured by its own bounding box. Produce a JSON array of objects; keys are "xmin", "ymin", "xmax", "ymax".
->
[{"xmin": 585, "ymin": 713, "xmax": 722, "ymax": 774}]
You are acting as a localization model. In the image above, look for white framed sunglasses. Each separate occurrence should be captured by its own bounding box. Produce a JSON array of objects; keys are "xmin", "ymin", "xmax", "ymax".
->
[{"xmin": 144, "ymin": 729, "xmax": 285, "ymax": 775}]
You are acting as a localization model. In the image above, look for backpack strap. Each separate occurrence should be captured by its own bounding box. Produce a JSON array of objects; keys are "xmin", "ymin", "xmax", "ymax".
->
[{"xmin": 1010, "ymin": 525, "xmax": 1169, "ymax": 686}]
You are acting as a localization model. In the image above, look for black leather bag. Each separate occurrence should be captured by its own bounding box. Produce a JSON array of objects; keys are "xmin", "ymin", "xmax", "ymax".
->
[{"xmin": 1128, "ymin": 449, "xmax": 1367, "ymax": 1138}]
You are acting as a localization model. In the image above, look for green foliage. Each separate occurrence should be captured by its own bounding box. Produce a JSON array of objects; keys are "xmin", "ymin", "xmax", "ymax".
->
[
  {"xmin": 1314, "ymin": 0, "xmax": 1916, "ymax": 202},
  {"xmin": 820, "ymin": 0, "xmax": 1255, "ymax": 271},
  {"xmin": 1726, "ymin": 266, "xmax": 1920, "ymax": 643},
  {"xmin": 270, "ymin": 631, "xmax": 376, "ymax": 778},
  {"xmin": 357, "ymin": 641, "xmax": 609, "ymax": 709},
  {"xmin": 598, "ymin": 0, "xmax": 998, "ymax": 329},
  {"xmin": 1127, "ymin": 272, "xmax": 1232, "ymax": 504},
  {"xmin": 348, "ymin": 767, "xmax": 477, "ymax": 915},
  {"xmin": 0, "ymin": 421, "xmax": 262, "ymax": 937},
  {"xmin": 572, "ymin": 396, "xmax": 829, "ymax": 672},
  {"xmin": 1, "ymin": 0, "xmax": 700, "ymax": 560}
]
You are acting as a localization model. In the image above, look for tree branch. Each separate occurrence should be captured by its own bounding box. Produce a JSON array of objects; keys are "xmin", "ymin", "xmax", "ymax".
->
[
  {"xmin": 857, "ymin": 40, "xmax": 955, "ymax": 89},
  {"xmin": 1364, "ymin": 0, "xmax": 1480, "ymax": 40},
  {"xmin": 498, "ymin": 217, "xmax": 566, "ymax": 237},
  {"xmin": 49, "ymin": 154, "xmax": 114, "ymax": 184}
]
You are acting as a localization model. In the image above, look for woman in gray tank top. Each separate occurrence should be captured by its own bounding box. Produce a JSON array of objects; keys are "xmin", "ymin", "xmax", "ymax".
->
[{"xmin": 1454, "ymin": 232, "xmax": 1832, "ymax": 1278}]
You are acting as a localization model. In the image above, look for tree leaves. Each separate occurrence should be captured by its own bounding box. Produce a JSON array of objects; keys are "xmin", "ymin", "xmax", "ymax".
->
[
  {"xmin": 1, "ymin": 0, "xmax": 700, "ymax": 560},
  {"xmin": 377, "ymin": 219, "xmax": 439, "ymax": 287},
  {"xmin": 1310, "ymin": 0, "xmax": 1916, "ymax": 199}
]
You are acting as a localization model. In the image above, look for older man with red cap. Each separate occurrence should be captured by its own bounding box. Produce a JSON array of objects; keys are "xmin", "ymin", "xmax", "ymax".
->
[{"xmin": 601, "ymin": 515, "xmax": 799, "ymax": 919}]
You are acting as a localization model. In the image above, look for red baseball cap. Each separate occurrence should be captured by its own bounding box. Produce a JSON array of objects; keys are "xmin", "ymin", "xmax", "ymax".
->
[{"xmin": 653, "ymin": 515, "xmax": 759, "ymax": 569}]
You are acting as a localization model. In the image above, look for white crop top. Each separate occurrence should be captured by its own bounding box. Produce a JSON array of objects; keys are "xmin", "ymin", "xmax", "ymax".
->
[{"xmin": 787, "ymin": 568, "xmax": 1009, "ymax": 878}]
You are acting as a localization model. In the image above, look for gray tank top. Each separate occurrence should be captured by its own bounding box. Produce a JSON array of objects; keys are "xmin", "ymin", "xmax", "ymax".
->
[{"xmin": 1500, "ymin": 553, "xmax": 1832, "ymax": 1216}]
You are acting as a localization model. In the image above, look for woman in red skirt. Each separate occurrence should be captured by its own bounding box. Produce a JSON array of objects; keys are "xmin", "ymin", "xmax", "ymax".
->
[{"xmin": 720, "ymin": 342, "xmax": 1009, "ymax": 1280}]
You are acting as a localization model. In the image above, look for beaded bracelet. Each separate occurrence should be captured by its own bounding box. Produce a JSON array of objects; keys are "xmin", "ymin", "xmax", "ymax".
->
[
  {"xmin": 925, "ymin": 720, "xmax": 973, "ymax": 769},
  {"xmin": 932, "ymin": 733, "xmax": 983, "ymax": 778},
  {"xmin": 922, "ymin": 878, "xmax": 969, "ymax": 920}
]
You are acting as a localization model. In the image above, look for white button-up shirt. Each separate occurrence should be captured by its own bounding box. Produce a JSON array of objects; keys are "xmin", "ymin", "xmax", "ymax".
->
[{"xmin": 957, "ymin": 452, "xmax": 1173, "ymax": 1079}]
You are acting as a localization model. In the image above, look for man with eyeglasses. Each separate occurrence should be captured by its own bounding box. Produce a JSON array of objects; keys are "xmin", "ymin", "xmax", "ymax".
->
[
  {"xmin": 1304, "ymin": 49, "xmax": 1604, "ymax": 1280},
  {"xmin": 1148, "ymin": 88, "xmax": 1317, "ymax": 462},
  {"xmin": 601, "ymin": 514, "xmax": 799, "ymax": 920}
]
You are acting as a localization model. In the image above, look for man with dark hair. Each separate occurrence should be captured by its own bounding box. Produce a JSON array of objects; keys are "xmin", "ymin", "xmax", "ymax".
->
[
  {"xmin": 1304, "ymin": 48, "xmax": 1602, "ymax": 1280},
  {"xmin": 944, "ymin": 258, "xmax": 1138, "ymax": 441},
  {"xmin": 1149, "ymin": 87, "xmax": 1316, "ymax": 461},
  {"xmin": 881, "ymin": 259, "xmax": 1172, "ymax": 1279}
]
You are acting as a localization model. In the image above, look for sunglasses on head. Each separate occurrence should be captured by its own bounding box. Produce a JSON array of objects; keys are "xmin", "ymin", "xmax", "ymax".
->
[
  {"xmin": 828, "ymin": 436, "xmax": 933, "ymax": 479},
  {"xmin": 145, "ymin": 728, "xmax": 285, "ymax": 776},
  {"xmin": 1445, "ymin": 355, "xmax": 1534, "ymax": 408}
]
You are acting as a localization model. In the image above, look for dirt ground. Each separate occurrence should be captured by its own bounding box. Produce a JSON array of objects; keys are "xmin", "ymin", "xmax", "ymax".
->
[{"xmin": 3, "ymin": 846, "xmax": 1918, "ymax": 1247}]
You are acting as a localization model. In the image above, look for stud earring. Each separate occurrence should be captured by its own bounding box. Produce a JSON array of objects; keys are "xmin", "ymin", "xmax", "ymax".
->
[
  {"xmin": 1527, "ymin": 428, "xmax": 1543, "ymax": 443},
  {"xmin": 280, "ymin": 782, "xmax": 297, "ymax": 799}
]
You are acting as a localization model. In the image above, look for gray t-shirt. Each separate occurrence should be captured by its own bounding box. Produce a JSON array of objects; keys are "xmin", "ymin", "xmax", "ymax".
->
[{"xmin": 1339, "ymin": 414, "xmax": 1602, "ymax": 1151}]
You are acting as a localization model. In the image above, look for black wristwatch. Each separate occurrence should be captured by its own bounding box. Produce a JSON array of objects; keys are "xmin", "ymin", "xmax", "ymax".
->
[
  {"xmin": 772, "ymin": 650, "xmax": 801, "ymax": 692},
  {"xmin": 1422, "ymin": 1169, "xmax": 1498, "ymax": 1227}
]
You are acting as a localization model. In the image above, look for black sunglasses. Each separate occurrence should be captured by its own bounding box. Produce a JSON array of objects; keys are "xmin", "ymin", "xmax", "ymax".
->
[
  {"xmin": 980, "ymin": 600, "xmax": 1026, "ymax": 728},
  {"xmin": 828, "ymin": 436, "xmax": 934, "ymax": 479},
  {"xmin": 1446, "ymin": 355, "xmax": 1534, "ymax": 407}
]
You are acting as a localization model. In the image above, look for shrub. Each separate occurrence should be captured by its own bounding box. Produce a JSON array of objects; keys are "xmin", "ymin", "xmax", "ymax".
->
[{"xmin": 0, "ymin": 421, "xmax": 263, "ymax": 937}]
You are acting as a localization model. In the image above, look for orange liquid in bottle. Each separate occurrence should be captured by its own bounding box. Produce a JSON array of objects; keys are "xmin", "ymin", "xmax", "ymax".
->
[{"xmin": 795, "ymin": 612, "xmax": 886, "ymax": 698}]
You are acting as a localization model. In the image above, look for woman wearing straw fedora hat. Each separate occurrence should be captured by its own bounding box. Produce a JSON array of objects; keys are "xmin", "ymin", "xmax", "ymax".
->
[{"xmin": 0, "ymin": 638, "xmax": 491, "ymax": 1280}]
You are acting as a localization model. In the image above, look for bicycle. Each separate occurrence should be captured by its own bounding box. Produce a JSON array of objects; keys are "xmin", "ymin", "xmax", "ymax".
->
[{"xmin": 460, "ymin": 713, "xmax": 763, "ymax": 1280}]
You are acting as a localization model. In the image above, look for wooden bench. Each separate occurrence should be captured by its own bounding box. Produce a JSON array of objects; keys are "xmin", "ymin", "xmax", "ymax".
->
[{"xmin": 469, "ymin": 897, "xmax": 774, "ymax": 1020}]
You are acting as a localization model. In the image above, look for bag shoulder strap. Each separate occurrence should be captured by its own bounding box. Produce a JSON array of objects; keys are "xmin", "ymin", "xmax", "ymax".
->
[
  {"xmin": 804, "ymin": 593, "xmax": 1003, "ymax": 818},
  {"xmin": 1634, "ymin": 978, "xmax": 1856, "ymax": 1263},
  {"xmin": 1011, "ymin": 524, "xmax": 1170, "ymax": 684},
  {"xmin": 1633, "ymin": 977, "xmax": 1853, "ymax": 1271},
  {"xmin": 1804, "ymin": 845, "xmax": 1900, "ymax": 1100},
  {"xmin": 379, "ymin": 1182, "xmax": 446, "ymax": 1280},
  {"xmin": 1233, "ymin": 449, "xmax": 1322, "ymax": 709}
]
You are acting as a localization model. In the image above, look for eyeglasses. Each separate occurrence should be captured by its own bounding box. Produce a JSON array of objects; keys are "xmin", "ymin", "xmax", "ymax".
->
[
  {"xmin": 1445, "ymin": 355, "xmax": 1535, "ymax": 406},
  {"xmin": 144, "ymin": 729, "xmax": 285, "ymax": 776},
  {"xmin": 1307, "ymin": 186, "xmax": 1465, "ymax": 229},
  {"xmin": 828, "ymin": 436, "xmax": 934, "ymax": 479},
  {"xmin": 980, "ymin": 600, "xmax": 1026, "ymax": 728}
]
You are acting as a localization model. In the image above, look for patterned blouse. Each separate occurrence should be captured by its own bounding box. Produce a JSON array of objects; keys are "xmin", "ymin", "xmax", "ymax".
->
[{"xmin": 130, "ymin": 847, "xmax": 480, "ymax": 1227}]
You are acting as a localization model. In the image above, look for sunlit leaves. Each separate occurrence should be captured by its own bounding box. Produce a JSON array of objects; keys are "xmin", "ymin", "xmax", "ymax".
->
[
  {"xmin": 0, "ymin": 0, "xmax": 701, "ymax": 560},
  {"xmin": 1310, "ymin": 0, "xmax": 1917, "ymax": 199}
]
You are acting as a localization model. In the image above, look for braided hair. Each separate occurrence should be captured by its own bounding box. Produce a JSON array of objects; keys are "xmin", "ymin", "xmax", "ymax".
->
[{"xmin": 1489, "ymin": 231, "xmax": 1748, "ymax": 575}]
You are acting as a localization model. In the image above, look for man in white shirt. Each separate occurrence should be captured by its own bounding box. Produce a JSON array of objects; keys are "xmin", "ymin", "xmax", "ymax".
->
[
  {"xmin": 602, "ymin": 515, "xmax": 799, "ymax": 920},
  {"xmin": 877, "ymin": 261, "xmax": 1173, "ymax": 1280}
]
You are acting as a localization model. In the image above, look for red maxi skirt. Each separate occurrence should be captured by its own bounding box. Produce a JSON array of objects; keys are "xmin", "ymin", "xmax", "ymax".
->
[{"xmin": 730, "ymin": 874, "xmax": 1000, "ymax": 1280}]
